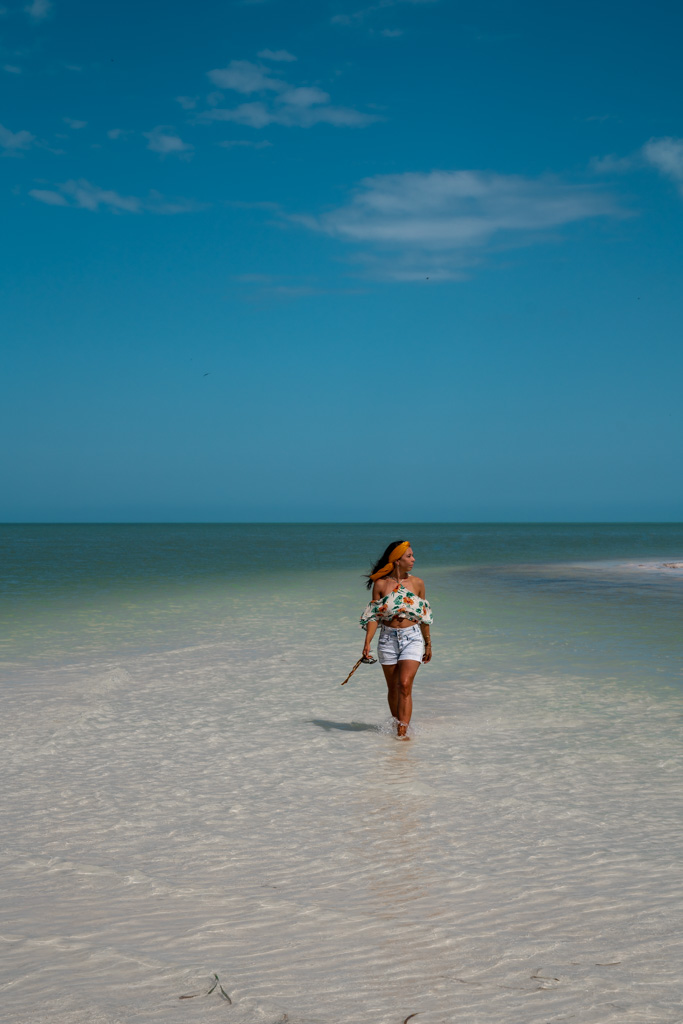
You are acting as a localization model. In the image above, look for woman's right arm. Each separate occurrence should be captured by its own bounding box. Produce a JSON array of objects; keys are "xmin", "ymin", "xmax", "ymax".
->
[
  {"xmin": 362, "ymin": 581, "xmax": 384, "ymax": 657},
  {"xmin": 363, "ymin": 619, "xmax": 379, "ymax": 658}
]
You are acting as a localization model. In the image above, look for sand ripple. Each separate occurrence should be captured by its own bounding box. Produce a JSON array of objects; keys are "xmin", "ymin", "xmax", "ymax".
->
[{"xmin": 2, "ymin": 626, "xmax": 683, "ymax": 1023}]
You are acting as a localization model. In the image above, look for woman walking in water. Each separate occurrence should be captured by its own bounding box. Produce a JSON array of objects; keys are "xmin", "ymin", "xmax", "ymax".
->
[{"xmin": 360, "ymin": 541, "xmax": 433, "ymax": 739}]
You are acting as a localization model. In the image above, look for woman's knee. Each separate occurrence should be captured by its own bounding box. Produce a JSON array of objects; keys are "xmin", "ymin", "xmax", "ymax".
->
[{"xmin": 398, "ymin": 677, "xmax": 413, "ymax": 697}]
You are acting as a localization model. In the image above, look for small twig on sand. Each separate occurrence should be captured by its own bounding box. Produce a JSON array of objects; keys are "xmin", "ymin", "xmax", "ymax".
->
[
  {"xmin": 179, "ymin": 973, "xmax": 232, "ymax": 1003},
  {"xmin": 403, "ymin": 1014, "xmax": 420, "ymax": 1023},
  {"xmin": 531, "ymin": 968, "xmax": 559, "ymax": 982}
]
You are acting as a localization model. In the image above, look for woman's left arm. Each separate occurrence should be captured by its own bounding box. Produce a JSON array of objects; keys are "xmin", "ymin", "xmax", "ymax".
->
[
  {"xmin": 414, "ymin": 578, "xmax": 432, "ymax": 663},
  {"xmin": 420, "ymin": 622, "xmax": 432, "ymax": 663}
]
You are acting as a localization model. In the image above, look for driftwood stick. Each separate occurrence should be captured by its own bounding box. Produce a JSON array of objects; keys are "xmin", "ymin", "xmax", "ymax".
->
[{"xmin": 341, "ymin": 658, "xmax": 363, "ymax": 686}]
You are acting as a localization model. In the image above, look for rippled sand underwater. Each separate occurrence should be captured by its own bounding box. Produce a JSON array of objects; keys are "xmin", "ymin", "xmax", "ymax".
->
[{"xmin": 2, "ymin": 525, "xmax": 683, "ymax": 1023}]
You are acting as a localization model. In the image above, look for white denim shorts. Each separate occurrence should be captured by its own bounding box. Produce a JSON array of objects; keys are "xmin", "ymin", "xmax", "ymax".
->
[{"xmin": 377, "ymin": 623, "xmax": 424, "ymax": 665}]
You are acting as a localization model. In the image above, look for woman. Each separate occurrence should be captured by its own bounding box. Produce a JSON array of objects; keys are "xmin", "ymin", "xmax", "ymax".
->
[{"xmin": 360, "ymin": 540, "xmax": 433, "ymax": 739}]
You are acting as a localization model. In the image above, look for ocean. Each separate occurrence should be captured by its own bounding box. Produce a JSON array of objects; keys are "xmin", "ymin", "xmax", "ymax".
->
[{"xmin": 1, "ymin": 523, "xmax": 682, "ymax": 1024}]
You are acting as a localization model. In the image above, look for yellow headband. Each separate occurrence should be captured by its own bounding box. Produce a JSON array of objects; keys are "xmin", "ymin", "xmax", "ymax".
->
[{"xmin": 369, "ymin": 541, "xmax": 410, "ymax": 580}]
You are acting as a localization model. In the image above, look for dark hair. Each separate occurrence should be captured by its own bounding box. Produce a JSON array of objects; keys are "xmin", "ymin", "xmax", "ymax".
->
[{"xmin": 364, "ymin": 540, "xmax": 408, "ymax": 590}]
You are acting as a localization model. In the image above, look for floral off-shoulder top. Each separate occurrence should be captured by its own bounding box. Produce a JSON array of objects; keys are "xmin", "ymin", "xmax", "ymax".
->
[{"xmin": 360, "ymin": 585, "xmax": 433, "ymax": 630}]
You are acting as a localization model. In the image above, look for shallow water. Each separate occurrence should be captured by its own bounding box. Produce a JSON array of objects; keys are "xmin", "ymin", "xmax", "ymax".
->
[{"xmin": 1, "ymin": 525, "xmax": 683, "ymax": 1023}]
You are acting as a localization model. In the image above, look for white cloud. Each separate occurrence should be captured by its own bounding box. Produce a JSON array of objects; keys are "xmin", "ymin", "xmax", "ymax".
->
[
  {"xmin": 294, "ymin": 169, "xmax": 618, "ymax": 280},
  {"xmin": 278, "ymin": 86, "xmax": 330, "ymax": 107},
  {"xmin": 63, "ymin": 117, "xmax": 87, "ymax": 129},
  {"xmin": 218, "ymin": 139, "xmax": 273, "ymax": 148},
  {"xmin": 203, "ymin": 102, "xmax": 273, "ymax": 128},
  {"xmin": 0, "ymin": 122, "xmax": 35, "ymax": 152},
  {"xmin": 589, "ymin": 153, "xmax": 633, "ymax": 175},
  {"xmin": 29, "ymin": 179, "xmax": 204, "ymax": 214},
  {"xmin": 176, "ymin": 95, "xmax": 199, "ymax": 110},
  {"xmin": 200, "ymin": 57, "xmax": 376, "ymax": 129},
  {"xmin": 591, "ymin": 136, "xmax": 683, "ymax": 197},
  {"xmin": 62, "ymin": 180, "xmax": 141, "ymax": 212},
  {"xmin": 145, "ymin": 190, "xmax": 206, "ymax": 214},
  {"xmin": 642, "ymin": 136, "xmax": 683, "ymax": 194},
  {"xmin": 332, "ymin": 0, "xmax": 437, "ymax": 25},
  {"xmin": 28, "ymin": 188, "xmax": 68, "ymax": 205},
  {"xmin": 202, "ymin": 101, "xmax": 376, "ymax": 128},
  {"xmin": 4, "ymin": 64, "xmax": 22, "ymax": 73},
  {"xmin": 144, "ymin": 126, "xmax": 193, "ymax": 157},
  {"xmin": 24, "ymin": 0, "xmax": 51, "ymax": 20},
  {"xmin": 381, "ymin": 28, "xmax": 403, "ymax": 36},
  {"xmin": 208, "ymin": 60, "xmax": 284, "ymax": 94},
  {"xmin": 107, "ymin": 128, "xmax": 127, "ymax": 140},
  {"xmin": 258, "ymin": 48, "xmax": 297, "ymax": 62}
]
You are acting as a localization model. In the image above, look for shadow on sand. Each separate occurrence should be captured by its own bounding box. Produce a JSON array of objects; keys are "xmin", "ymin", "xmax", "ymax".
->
[{"xmin": 308, "ymin": 719, "xmax": 377, "ymax": 733}]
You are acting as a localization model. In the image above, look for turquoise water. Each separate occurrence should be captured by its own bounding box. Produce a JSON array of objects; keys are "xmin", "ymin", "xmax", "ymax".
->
[
  {"xmin": 2, "ymin": 523, "xmax": 682, "ymax": 690},
  {"xmin": 2, "ymin": 524, "xmax": 683, "ymax": 1024}
]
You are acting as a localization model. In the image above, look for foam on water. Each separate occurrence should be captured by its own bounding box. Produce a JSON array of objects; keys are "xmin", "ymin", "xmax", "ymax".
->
[{"xmin": 2, "ymin": 525, "xmax": 683, "ymax": 1023}]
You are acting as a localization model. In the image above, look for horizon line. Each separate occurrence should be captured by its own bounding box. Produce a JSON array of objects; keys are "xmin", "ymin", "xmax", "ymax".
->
[{"xmin": 2, "ymin": 521, "xmax": 683, "ymax": 527}]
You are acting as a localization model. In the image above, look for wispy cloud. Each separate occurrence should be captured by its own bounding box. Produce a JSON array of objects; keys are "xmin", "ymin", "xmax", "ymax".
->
[
  {"xmin": 642, "ymin": 137, "xmax": 683, "ymax": 195},
  {"xmin": 234, "ymin": 273, "xmax": 363, "ymax": 299},
  {"xmin": 200, "ymin": 58, "xmax": 377, "ymax": 129},
  {"xmin": 201, "ymin": 100, "xmax": 375, "ymax": 128},
  {"xmin": 176, "ymin": 95, "xmax": 199, "ymax": 110},
  {"xmin": 591, "ymin": 136, "xmax": 683, "ymax": 198},
  {"xmin": 258, "ymin": 48, "xmax": 297, "ymax": 62},
  {"xmin": 589, "ymin": 153, "xmax": 633, "ymax": 175},
  {"xmin": 28, "ymin": 187, "xmax": 69, "ymax": 206},
  {"xmin": 3, "ymin": 64, "xmax": 22, "ymax": 73},
  {"xmin": 30, "ymin": 180, "xmax": 140, "ymax": 212},
  {"xmin": 29, "ymin": 179, "xmax": 205, "ymax": 214},
  {"xmin": 332, "ymin": 0, "xmax": 438, "ymax": 26},
  {"xmin": 0, "ymin": 122, "xmax": 35, "ymax": 153},
  {"xmin": 292, "ymin": 169, "xmax": 619, "ymax": 280},
  {"xmin": 218, "ymin": 139, "xmax": 272, "ymax": 149},
  {"xmin": 24, "ymin": 0, "xmax": 51, "ymax": 20},
  {"xmin": 63, "ymin": 117, "xmax": 87, "ymax": 129},
  {"xmin": 208, "ymin": 60, "xmax": 285, "ymax": 94},
  {"xmin": 144, "ymin": 125, "xmax": 193, "ymax": 157}
]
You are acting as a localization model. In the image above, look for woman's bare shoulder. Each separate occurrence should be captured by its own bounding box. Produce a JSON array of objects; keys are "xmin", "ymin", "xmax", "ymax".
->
[
  {"xmin": 371, "ymin": 578, "xmax": 392, "ymax": 599},
  {"xmin": 408, "ymin": 575, "xmax": 426, "ymax": 596}
]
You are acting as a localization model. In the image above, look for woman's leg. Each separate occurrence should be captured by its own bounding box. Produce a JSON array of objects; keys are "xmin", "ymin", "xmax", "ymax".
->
[
  {"xmin": 396, "ymin": 659, "xmax": 420, "ymax": 736},
  {"xmin": 381, "ymin": 663, "xmax": 400, "ymax": 718}
]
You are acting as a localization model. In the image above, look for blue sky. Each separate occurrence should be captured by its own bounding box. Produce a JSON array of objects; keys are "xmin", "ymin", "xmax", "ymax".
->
[{"xmin": 2, "ymin": 0, "xmax": 682, "ymax": 521}]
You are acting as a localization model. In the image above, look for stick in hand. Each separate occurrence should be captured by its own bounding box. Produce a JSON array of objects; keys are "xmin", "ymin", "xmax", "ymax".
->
[{"xmin": 341, "ymin": 655, "xmax": 376, "ymax": 685}]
